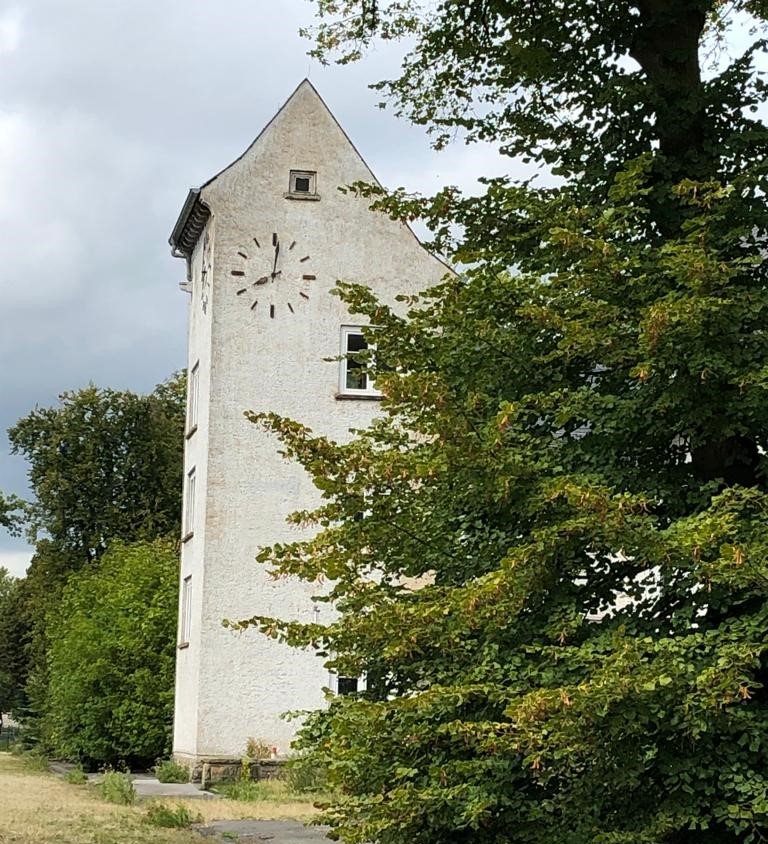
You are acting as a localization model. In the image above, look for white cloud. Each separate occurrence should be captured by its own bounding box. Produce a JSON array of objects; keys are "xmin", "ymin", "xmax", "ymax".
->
[
  {"xmin": 0, "ymin": 549, "xmax": 32, "ymax": 578},
  {"xmin": 0, "ymin": 6, "xmax": 22, "ymax": 55}
]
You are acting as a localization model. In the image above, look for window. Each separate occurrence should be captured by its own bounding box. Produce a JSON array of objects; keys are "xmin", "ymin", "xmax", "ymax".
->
[
  {"xmin": 288, "ymin": 169, "xmax": 318, "ymax": 198},
  {"xmin": 339, "ymin": 326, "xmax": 378, "ymax": 396},
  {"xmin": 179, "ymin": 575, "xmax": 192, "ymax": 647},
  {"xmin": 328, "ymin": 671, "xmax": 366, "ymax": 696},
  {"xmin": 187, "ymin": 361, "xmax": 199, "ymax": 436},
  {"xmin": 183, "ymin": 467, "xmax": 196, "ymax": 539}
]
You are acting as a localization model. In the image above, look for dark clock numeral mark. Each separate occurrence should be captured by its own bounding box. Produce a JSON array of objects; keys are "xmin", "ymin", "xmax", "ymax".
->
[
  {"xmin": 253, "ymin": 237, "xmax": 261, "ymax": 248},
  {"xmin": 289, "ymin": 241, "xmax": 296, "ymax": 250},
  {"xmin": 299, "ymin": 292, "xmax": 309, "ymax": 300},
  {"xmin": 272, "ymin": 233, "xmax": 278, "ymax": 247},
  {"xmin": 299, "ymin": 255, "xmax": 310, "ymax": 262},
  {"xmin": 237, "ymin": 251, "xmax": 248, "ymax": 259},
  {"xmin": 269, "ymin": 304, "xmax": 275, "ymax": 318},
  {"xmin": 236, "ymin": 288, "xmax": 247, "ymax": 295},
  {"xmin": 287, "ymin": 303, "xmax": 295, "ymax": 313},
  {"xmin": 302, "ymin": 274, "xmax": 316, "ymax": 281},
  {"xmin": 250, "ymin": 300, "xmax": 258, "ymax": 311},
  {"xmin": 231, "ymin": 270, "xmax": 245, "ymax": 277}
]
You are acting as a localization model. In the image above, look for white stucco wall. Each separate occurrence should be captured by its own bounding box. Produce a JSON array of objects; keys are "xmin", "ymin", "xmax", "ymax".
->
[{"xmin": 172, "ymin": 81, "xmax": 449, "ymax": 763}]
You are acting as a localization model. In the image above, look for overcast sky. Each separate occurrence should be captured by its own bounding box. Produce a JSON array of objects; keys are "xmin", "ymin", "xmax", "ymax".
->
[{"xmin": 0, "ymin": 0, "xmax": 509, "ymax": 576}]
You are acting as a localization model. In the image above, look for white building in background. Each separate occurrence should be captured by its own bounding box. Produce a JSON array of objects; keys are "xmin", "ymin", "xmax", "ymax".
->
[{"xmin": 168, "ymin": 80, "xmax": 448, "ymax": 769}]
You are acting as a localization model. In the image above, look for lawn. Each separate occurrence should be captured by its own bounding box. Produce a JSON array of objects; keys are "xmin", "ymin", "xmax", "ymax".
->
[{"xmin": 0, "ymin": 752, "xmax": 320, "ymax": 844}]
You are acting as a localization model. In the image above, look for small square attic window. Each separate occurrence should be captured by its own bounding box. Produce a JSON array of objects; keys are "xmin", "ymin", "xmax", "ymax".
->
[{"xmin": 288, "ymin": 170, "xmax": 318, "ymax": 198}]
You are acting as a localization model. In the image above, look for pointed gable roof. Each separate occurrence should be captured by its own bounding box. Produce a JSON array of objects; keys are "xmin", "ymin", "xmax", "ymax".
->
[{"xmin": 169, "ymin": 79, "xmax": 378, "ymax": 259}]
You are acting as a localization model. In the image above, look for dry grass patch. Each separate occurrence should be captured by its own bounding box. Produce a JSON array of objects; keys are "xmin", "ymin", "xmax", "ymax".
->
[
  {"xmin": 0, "ymin": 752, "xmax": 322, "ymax": 844},
  {"xmin": 0, "ymin": 753, "xmax": 198, "ymax": 844}
]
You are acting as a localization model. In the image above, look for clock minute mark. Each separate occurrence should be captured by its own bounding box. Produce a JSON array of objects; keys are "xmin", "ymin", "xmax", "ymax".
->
[
  {"xmin": 250, "ymin": 300, "xmax": 258, "ymax": 311},
  {"xmin": 272, "ymin": 233, "xmax": 278, "ymax": 247},
  {"xmin": 270, "ymin": 304, "xmax": 275, "ymax": 319},
  {"xmin": 289, "ymin": 241, "xmax": 296, "ymax": 250},
  {"xmin": 299, "ymin": 292, "xmax": 309, "ymax": 300},
  {"xmin": 299, "ymin": 255, "xmax": 310, "ymax": 263},
  {"xmin": 253, "ymin": 237, "xmax": 261, "ymax": 248},
  {"xmin": 231, "ymin": 270, "xmax": 245, "ymax": 277},
  {"xmin": 287, "ymin": 303, "xmax": 295, "ymax": 313},
  {"xmin": 236, "ymin": 288, "xmax": 248, "ymax": 295}
]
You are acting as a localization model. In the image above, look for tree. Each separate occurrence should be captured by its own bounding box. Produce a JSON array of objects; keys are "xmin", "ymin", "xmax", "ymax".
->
[
  {"xmin": 233, "ymin": 3, "xmax": 768, "ymax": 843},
  {"xmin": 8, "ymin": 373, "xmax": 186, "ymax": 735},
  {"xmin": 9, "ymin": 373, "xmax": 186, "ymax": 567},
  {"xmin": 44, "ymin": 539, "xmax": 178, "ymax": 767},
  {"xmin": 0, "ymin": 568, "xmax": 27, "ymax": 716}
]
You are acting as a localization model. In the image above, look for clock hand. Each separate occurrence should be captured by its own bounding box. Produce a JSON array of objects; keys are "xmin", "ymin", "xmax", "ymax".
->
[{"xmin": 272, "ymin": 237, "xmax": 280, "ymax": 278}]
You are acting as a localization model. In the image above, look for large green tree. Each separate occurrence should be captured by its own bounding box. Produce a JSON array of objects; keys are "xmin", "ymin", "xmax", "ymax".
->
[
  {"xmin": 8, "ymin": 374, "xmax": 185, "ymax": 735},
  {"xmin": 0, "ymin": 568, "xmax": 27, "ymax": 716},
  {"xmin": 234, "ymin": 3, "xmax": 768, "ymax": 843},
  {"xmin": 44, "ymin": 539, "xmax": 178, "ymax": 767}
]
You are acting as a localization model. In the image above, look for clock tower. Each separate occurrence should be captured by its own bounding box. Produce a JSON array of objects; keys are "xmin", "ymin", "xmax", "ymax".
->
[{"xmin": 168, "ymin": 80, "xmax": 448, "ymax": 772}]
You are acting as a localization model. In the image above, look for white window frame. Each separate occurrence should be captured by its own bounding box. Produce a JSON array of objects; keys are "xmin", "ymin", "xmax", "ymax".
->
[
  {"xmin": 187, "ymin": 361, "xmax": 200, "ymax": 437},
  {"xmin": 328, "ymin": 671, "xmax": 367, "ymax": 696},
  {"xmin": 179, "ymin": 575, "xmax": 192, "ymax": 647},
  {"xmin": 339, "ymin": 326, "xmax": 379, "ymax": 397},
  {"xmin": 184, "ymin": 467, "xmax": 196, "ymax": 538}
]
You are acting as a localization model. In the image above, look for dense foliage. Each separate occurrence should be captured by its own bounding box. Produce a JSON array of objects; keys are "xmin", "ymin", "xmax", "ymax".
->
[
  {"xmin": 0, "ymin": 568, "xmax": 27, "ymax": 715},
  {"xmin": 3, "ymin": 374, "xmax": 185, "ymax": 733},
  {"xmin": 44, "ymin": 539, "xmax": 178, "ymax": 767},
  {"xmin": 233, "ymin": 3, "xmax": 768, "ymax": 843}
]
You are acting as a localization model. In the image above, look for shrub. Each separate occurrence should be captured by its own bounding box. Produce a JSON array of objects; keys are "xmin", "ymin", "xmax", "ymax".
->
[
  {"xmin": 284, "ymin": 753, "xmax": 327, "ymax": 794},
  {"xmin": 154, "ymin": 759, "xmax": 189, "ymax": 784},
  {"xmin": 99, "ymin": 769, "xmax": 136, "ymax": 805},
  {"xmin": 64, "ymin": 765, "xmax": 88, "ymax": 785},
  {"xmin": 145, "ymin": 802, "xmax": 201, "ymax": 828},
  {"xmin": 44, "ymin": 539, "xmax": 178, "ymax": 767}
]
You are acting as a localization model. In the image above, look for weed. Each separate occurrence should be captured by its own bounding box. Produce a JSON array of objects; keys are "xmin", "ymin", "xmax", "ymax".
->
[
  {"xmin": 145, "ymin": 802, "xmax": 201, "ymax": 828},
  {"xmin": 153, "ymin": 759, "xmax": 189, "ymax": 783},
  {"xmin": 244, "ymin": 737, "xmax": 271, "ymax": 760},
  {"xmin": 98, "ymin": 769, "xmax": 136, "ymax": 805},
  {"xmin": 64, "ymin": 765, "xmax": 88, "ymax": 785},
  {"xmin": 20, "ymin": 750, "xmax": 49, "ymax": 772}
]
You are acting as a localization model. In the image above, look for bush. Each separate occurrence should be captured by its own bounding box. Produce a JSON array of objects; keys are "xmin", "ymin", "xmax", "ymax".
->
[
  {"xmin": 154, "ymin": 759, "xmax": 189, "ymax": 784},
  {"xmin": 44, "ymin": 539, "xmax": 178, "ymax": 767},
  {"xmin": 99, "ymin": 769, "xmax": 136, "ymax": 805},
  {"xmin": 20, "ymin": 749, "xmax": 48, "ymax": 772},
  {"xmin": 284, "ymin": 754, "xmax": 327, "ymax": 794},
  {"xmin": 145, "ymin": 802, "xmax": 201, "ymax": 828},
  {"xmin": 64, "ymin": 765, "xmax": 88, "ymax": 785}
]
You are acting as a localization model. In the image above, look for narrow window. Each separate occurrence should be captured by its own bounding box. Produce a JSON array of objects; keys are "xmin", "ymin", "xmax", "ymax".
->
[
  {"xmin": 339, "ymin": 326, "xmax": 378, "ymax": 396},
  {"xmin": 179, "ymin": 575, "xmax": 192, "ymax": 647},
  {"xmin": 337, "ymin": 677, "xmax": 358, "ymax": 696},
  {"xmin": 289, "ymin": 170, "xmax": 317, "ymax": 196},
  {"xmin": 184, "ymin": 468, "xmax": 196, "ymax": 538},
  {"xmin": 187, "ymin": 362, "xmax": 200, "ymax": 436}
]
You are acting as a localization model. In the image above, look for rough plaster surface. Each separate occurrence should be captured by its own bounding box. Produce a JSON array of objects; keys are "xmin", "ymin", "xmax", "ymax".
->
[{"xmin": 172, "ymin": 80, "xmax": 449, "ymax": 764}]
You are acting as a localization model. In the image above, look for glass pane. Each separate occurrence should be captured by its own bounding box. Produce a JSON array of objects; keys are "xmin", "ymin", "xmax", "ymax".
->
[
  {"xmin": 294, "ymin": 176, "xmax": 310, "ymax": 192},
  {"xmin": 345, "ymin": 332, "xmax": 368, "ymax": 390}
]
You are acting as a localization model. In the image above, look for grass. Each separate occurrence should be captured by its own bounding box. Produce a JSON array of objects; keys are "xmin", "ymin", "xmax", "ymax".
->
[{"xmin": 0, "ymin": 751, "xmax": 320, "ymax": 844}]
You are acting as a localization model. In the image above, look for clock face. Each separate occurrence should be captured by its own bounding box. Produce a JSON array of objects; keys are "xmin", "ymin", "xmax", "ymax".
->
[{"xmin": 229, "ymin": 232, "xmax": 315, "ymax": 319}]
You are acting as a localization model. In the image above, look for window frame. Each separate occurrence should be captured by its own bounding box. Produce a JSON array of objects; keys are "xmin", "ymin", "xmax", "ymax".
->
[
  {"xmin": 179, "ymin": 575, "xmax": 192, "ymax": 648},
  {"xmin": 186, "ymin": 361, "xmax": 200, "ymax": 438},
  {"xmin": 338, "ymin": 326, "xmax": 379, "ymax": 398},
  {"xmin": 183, "ymin": 467, "xmax": 196, "ymax": 540},
  {"xmin": 287, "ymin": 169, "xmax": 318, "ymax": 199}
]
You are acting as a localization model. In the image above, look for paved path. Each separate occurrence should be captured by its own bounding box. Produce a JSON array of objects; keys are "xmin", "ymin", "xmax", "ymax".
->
[{"xmin": 196, "ymin": 819, "xmax": 329, "ymax": 842}]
